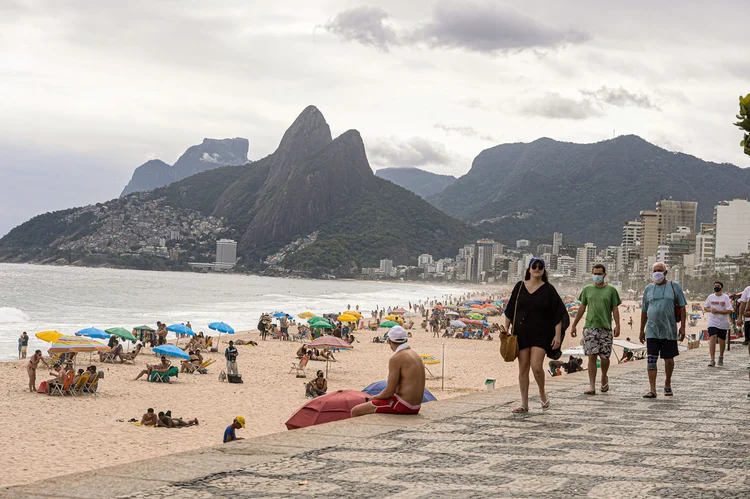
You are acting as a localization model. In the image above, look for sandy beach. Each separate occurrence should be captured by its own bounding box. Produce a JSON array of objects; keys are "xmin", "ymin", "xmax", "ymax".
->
[{"xmin": 0, "ymin": 300, "xmax": 708, "ymax": 487}]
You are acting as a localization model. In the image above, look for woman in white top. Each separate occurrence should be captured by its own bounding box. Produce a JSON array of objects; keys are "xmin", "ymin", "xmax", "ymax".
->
[{"xmin": 703, "ymin": 281, "xmax": 732, "ymax": 367}]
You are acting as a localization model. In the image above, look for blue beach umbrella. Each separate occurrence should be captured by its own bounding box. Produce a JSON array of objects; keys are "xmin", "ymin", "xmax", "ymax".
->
[
  {"xmin": 450, "ymin": 320, "xmax": 467, "ymax": 328},
  {"xmin": 167, "ymin": 324, "xmax": 195, "ymax": 336},
  {"xmin": 272, "ymin": 312, "xmax": 290, "ymax": 319},
  {"xmin": 153, "ymin": 344, "xmax": 190, "ymax": 360},
  {"xmin": 361, "ymin": 381, "xmax": 437, "ymax": 403},
  {"xmin": 208, "ymin": 321, "xmax": 234, "ymax": 350},
  {"xmin": 75, "ymin": 327, "xmax": 110, "ymax": 340}
]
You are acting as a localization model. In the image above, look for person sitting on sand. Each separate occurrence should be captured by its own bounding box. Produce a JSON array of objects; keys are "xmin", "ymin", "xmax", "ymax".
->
[
  {"xmin": 296, "ymin": 345, "xmax": 307, "ymax": 359},
  {"xmin": 27, "ymin": 349, "xmax": 50, "ymax": 393},
  {"xmin": 141, "ymin": 408, "xmax": 158, "ymax": 426},
  {"xmin": 157, "ymin": 411, "xmax": 198, "ymax": 428},
  {"xmin": 134, "ymin": 356, "xmax": 171, "ymax": 381},
  {"xmin": 223, "ymin": 416, "xmax": 245, "ymax": 443},
  {"xmin": 306, "ymin": 370, "xmax": 328, "ymax": 398},
  {"xmin": 351, "ymin": 326, "xmax": 425, "ymax": 417}
]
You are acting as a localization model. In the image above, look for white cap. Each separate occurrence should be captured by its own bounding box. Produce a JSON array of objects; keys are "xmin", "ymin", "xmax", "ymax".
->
[{"xmin": 387, "ymin": 326, "xmax": 408, "ymax": 343}]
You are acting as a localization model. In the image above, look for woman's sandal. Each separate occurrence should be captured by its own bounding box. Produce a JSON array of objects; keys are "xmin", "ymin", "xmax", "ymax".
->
[
  {"xmin": 600, "ymin": 381, "xmax": 609, "ymax": 393},
  {"xmin": 642, "ymin": 391, "xmax": 657, "ymax": 398},
  {"xmin": 540, "ymin": 398, "xmax": 550, "ymax": 410},
  {"xmin": 511, "ymin": 406, "xmax": 528, "ymax": 413},
  {"xmin": 664, "ymin": 387, "xmax": 673, "ymax": 396},
  {"xmin": 584, "ymin": 388, "xmax": 596, "ymax": 395}
]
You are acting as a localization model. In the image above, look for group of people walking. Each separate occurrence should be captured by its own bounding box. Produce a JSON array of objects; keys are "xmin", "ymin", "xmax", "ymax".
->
[{"xmin": 504, "ymin": 257, "xmax": 703, "ymax": 412}]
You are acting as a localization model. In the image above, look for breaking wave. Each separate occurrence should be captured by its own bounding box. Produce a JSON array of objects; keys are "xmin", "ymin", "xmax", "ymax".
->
[{"xmin": 0, "ymin": 307, "xmax": 30, "ymax": 323}]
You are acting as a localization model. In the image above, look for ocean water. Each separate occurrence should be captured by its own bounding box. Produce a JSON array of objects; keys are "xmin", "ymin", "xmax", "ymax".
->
[{"xmin": 0, "ymin": 263, "xmax": 470, "ymax": 361}]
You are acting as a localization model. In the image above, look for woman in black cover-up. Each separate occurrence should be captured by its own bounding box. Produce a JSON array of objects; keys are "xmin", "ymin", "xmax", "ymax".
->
[{"xmin": 504, "ymin": 257, "xmax": 564, "ymax": 413}]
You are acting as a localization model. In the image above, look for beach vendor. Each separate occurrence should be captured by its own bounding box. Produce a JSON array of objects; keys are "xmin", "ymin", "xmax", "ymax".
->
[
  {"xmin": 351, "ymin": 326, "xmax": 425, "ymax": 417},
  {"xmin": 225, "ymin": 341, "xmax": 239, "ymax": 376},
  {"xmin": 223, "ymin": 416, "xmax": 245, "ymax": 443}
]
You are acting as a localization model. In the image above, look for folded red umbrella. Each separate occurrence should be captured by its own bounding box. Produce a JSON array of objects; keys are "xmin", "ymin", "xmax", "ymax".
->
[{"xmin": 285, "ymin": 390, "xmax": 369, "ymax": 430}]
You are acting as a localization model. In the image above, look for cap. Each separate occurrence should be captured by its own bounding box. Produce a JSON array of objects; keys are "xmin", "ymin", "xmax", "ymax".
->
[
  {"xmin": 235, "ymin": 416, "xmax": 246, "ymax": 428},
  {"xmin": 387, "ymin": 326, "xmax": 408, "ymax": 343},
  {"xmin": 528, "ymin": 257, "xmax": 545, "ymax": 268}
]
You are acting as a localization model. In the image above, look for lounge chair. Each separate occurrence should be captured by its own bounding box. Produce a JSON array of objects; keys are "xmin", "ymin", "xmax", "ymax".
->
[
  {"xmin": 186, "ymin": 359, "xmax": 215, "ymax": 374},
  {"xmin": 150, "ymin": 366, "xmax": 179, "ymax": 383},
  {"xmin": 289, "ymin": 355, "xmax": 309, "ymax": 376},
  {"xmin": 70, "ymin": 372, "xmax": 90, "ymax": 396},
  {"xmin": 49, "ymin": 370, "xmax": 75, "ymax": 396},
  {"xmin": 121, "ymin": 348, "xmax": 141, "ymax": 364},
  {"xmin": 82, "ymin": 373, "xmax": 99, "ymax": 395},
  {"xmin": 101, "ymin": 345, "xmax": 123, "ymax": 363}
]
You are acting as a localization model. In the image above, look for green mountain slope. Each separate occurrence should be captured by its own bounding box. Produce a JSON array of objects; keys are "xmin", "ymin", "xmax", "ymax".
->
[
  {"xmin": 429, "ymin": 135, "xmax": 750, "ymax": 246},
  {"xmin": 375, "ymin": 167, "xmax": 456, "ymax": 198}
]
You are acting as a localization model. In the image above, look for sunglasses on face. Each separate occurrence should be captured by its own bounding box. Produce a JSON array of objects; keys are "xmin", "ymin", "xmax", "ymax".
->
[{"xmin": 530, "ymin": 263, "xmax": 544, "ymax": 270}]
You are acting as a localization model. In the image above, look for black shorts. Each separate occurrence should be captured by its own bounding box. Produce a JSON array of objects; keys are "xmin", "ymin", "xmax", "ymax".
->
[
  {"xmin": 646, "ymin": 338, "xmax": 679, "ymax": 359},
  {"xmin": 707, "ymin": 327, "xmax": 727, "ymax": 341}
]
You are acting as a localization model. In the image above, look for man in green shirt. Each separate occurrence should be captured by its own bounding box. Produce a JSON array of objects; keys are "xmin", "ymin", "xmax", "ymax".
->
[{"xmin": 570, "ymin": 264, "xmax": 622, "ymax": 395}]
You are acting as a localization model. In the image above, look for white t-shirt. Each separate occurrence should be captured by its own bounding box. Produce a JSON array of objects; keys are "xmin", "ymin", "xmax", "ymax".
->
[
  {"xmin": 740, "ymin": 286, "xmax": 750, "ymax": 323},
  {"xmin": 704, "ymin": 293, "xmax": 732, "ymax": 329}
]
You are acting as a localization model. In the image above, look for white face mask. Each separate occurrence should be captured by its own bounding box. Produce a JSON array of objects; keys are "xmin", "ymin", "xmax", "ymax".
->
[{"xmin": 652, "ymin": 271, "xmax": 665, "ymax": 283}]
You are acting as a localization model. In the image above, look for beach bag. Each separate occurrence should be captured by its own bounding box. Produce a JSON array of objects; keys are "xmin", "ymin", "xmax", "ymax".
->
[
  {"xmin": 228, "ymin": 373, "xmax": 243, "ymax": 384},
  {"xmin": 218, "ymin": 370, "xmax": 226, "ymax": 382},
  {"xmin": 500, "ymin": 282, "xmax": 521, "ymax": 362},
  {"xmin": 670, "ymin": 281, "xmax": 681, "ymax": 322},
  {"xmin": 37, "ymin": 381, "xmax": 49, "ymax": 394}
]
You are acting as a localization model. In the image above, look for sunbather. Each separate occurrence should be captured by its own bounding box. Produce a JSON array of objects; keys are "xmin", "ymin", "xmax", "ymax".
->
[
  {"xmin": 121, "ymin": 343, "xmax": 142, "ymax": 362},
  {"xmin": 321, "ymin": 348, "xmax": 336, "ymax": 361},
  {"xmin": 134, "ymin": 356, "xmax": 171, "ymax": 381},
  {"xmin": 141, "ymin": 408, "xmax": 158, "ymax": 426},
  {"xmin": 99, "ymin": 341, "xmax": 123, "ymax": 362},
  {"xmin": 296, "ymin": 346, "xmax": 307, "ymax": 358},
  {"xmin": 157, "ymin": 411, "xmax": 198, "ymax": 428},
  {"xmin": 47, "ymin": 363, "xmax": 66, "ymax": 389},
  {"xmin": 180, "ymin": 350, "xmax": 203, "ymax": 372},
  {"xmin": 305, "ymin": 370, "xmax": 328, "ymax": 398}
]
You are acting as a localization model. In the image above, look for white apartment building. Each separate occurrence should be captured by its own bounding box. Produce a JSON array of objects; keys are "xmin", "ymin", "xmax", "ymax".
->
[
  {"xmin": 714, "ymin": 199, "xmax": 750, "ymax": 259},
  {"xmin": 215, "ymin": 239, "xmax": 237, "ymax": 268}
]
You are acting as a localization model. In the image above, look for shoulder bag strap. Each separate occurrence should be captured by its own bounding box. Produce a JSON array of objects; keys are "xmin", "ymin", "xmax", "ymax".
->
[{"xmin": 512, "ymin": 281, "xmax": 521, "ymax": 335}]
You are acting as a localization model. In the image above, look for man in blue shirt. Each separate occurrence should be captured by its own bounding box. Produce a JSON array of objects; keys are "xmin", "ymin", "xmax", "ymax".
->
[
  {"xmin": 225, "ymin": 341, "xmax": 239, "ymax": 376},
  {"xmin": 639, "ymin": 262, "xmax": 687, "ymax": 398},
  {"xmin": 223, "ymin": 416, "xmax": 245, "ymax": 443}
]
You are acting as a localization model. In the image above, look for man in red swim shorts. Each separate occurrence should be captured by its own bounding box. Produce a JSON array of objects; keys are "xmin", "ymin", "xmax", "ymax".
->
[{"xmin": 351, "ymin": 326, "xmax": 425, "ymax": 417}]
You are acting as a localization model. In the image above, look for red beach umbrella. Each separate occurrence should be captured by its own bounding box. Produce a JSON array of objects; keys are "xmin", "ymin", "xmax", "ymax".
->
[
  {"xmin": 392, "ymin": 307, "xmax": 407, "ymax": 315},
  {"xmin": 303, "ymin": 335, "xmax": 353, "ymax": 350},
  {"xmin": 285, "ymin": 390, "xmax": 369, "ymax": 430}
]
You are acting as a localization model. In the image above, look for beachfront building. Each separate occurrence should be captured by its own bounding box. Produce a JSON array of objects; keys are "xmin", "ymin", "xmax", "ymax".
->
[
  {"xmin": 379, "ymin": 259, "xmax": 393, "ymax": 277},
  {"xmin": 575, "ymin": 243, "xmax": 597, "ymax": 280},
  {"xmin": 552, "ymin": 232, "xmax": 563, "ymax": 255},
  {"xmin": 713, "ymin": 199, "xmax": 750, "ymax": 259},
  {"xmin": 475, "ymin": 239, "xmax": 495, "ymax": 280},
  {"xmin": 215, "ymin": 239, "xmax": 237, "ymax": 269},
  {"xmin": 516, "ymin": 239, "xmax": 530, "ymax": 249},
  {"xmin": 418, "ymin": 254, "xmax": 433, "ymax": 267},
  {"xmin": 537, "ymin": 243, "xmax": 553, "ymax": 255},
  {"xmin": 622, "ymin": 220, "xmax": 641, "ymax": 248},
  {"xmin": 638, "ymin": 200, "xmax": 697, "ymax": 264}
]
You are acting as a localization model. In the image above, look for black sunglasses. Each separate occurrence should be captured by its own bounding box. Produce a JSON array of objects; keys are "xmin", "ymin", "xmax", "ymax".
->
[{"xmin": 530, "ymin": 263, "xmax": 545, "ymax": 270}]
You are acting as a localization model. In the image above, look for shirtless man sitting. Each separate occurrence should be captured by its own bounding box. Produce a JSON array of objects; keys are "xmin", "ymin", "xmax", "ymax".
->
[
  {"xmin": 134, "ymin": 356, "xmax": 171, "ymax": 381},
  {"xmin": 351, "ymin": 326, "xmax": 425, "ymax": 417},
  {"xmin": 141, "ymin": 408, "xmax": 158, "ymax": 426},
  {"xmin": 27, "ymin": 350, "xmax": 50, "ymax": 392}
]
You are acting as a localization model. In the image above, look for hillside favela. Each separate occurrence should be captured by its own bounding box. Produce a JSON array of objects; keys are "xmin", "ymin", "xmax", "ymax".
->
[{"xmin": 2, "ymin": 2, "xmax": 750, "ymax": 498}]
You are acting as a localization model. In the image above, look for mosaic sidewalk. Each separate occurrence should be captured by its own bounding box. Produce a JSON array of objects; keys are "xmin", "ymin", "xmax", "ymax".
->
[{"xmin": 4, "ymin": 348, "xmax": 749, "ymax": 498}]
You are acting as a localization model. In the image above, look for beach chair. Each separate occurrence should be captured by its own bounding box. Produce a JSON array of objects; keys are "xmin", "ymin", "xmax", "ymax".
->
[
  {"xmin": 82, "ymin": 373, "xmax": 99, "ymax": 395},
  {"xmin": 289, "ymin": 356, "xmax": 309, "ymax": 376},
  {"xmin": 150, "ymin": 366, "xmax": 179, "ymax": 383},
  {"xmin": 187, "ymin": 359, "xmax": 215, "ymax": 374},
  {"xmin": 101, "ymin": 346, "xmax": 122, "ymax": 363},
  {"xmin": 49, "ymin": 370, "xmax": 75, "ymax": 396},
  {"xmin": 70, "ymin": 372, "xmax": 90, "ymax": 396}
]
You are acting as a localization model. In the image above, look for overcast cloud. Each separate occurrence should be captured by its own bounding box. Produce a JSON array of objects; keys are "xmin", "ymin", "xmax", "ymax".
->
[{"xmin": 0, "ymin": 0, "xmax": 748, "ymax": 236}]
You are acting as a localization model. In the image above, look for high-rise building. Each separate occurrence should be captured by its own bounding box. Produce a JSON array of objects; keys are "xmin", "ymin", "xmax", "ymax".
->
[
  {"xmin": 575, "ymin": 243, "xmax": 597, "ymax": 279},
  {"xmin": 714, "ymin": 199, "xmax": 750, "ymax": 259},
  {"xmin": 537, "ymin": 244, "xmax": 553, "ymax": 255},
  {"xmin": 657, "ymin": 200, "xmax": 697, "ymax": 237},
  {"xmin": 418, "ymin": 254, "xmax": 433, "ymax": 267},
  {"xmin": 475, "ymin": 239, "xmax": 495, "ymax": 280},
  {"xmin": 379, "ymin": 259, "xmax": 393, "ymax": 276},
  {"xmin": 639, "ymin": 209, "xmax": 660, "ymax": 261},
  {"xmin": 695, "ymin": 224, "xmax": 715, "ymax": 264},
  {"xmin": 622, "ymin": 220, "xmax": 642, "ymax": 248},
  {"xmin": 552, "ymin": 232, "xmax": 563, "ymax": 255},
  {"xmin": 215, "ymin": 239, "xmax": 237, "ymax": 268},
  {"xmin": 492, "ymin": 242, "xmax": 505, "ymax": 258}
]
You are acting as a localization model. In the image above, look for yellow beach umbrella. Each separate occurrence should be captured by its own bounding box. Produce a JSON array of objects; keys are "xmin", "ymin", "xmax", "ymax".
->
[
  {"xmin": 344, "ymin": 310, "xmax": 362, "ymax": 318},
  {"xmin": 298, "ymin": 311, "xmax": 315, "ymax": 319},
  {"xmin": 384, "ymin": 315, "xmax": 403, "ymax": 323},
  {"xmin": 338, "ymin": 314, "xmax": 358, "ymax": 322},
  {"xmin": 36, "ymin": 330, "xmax": 64, "ymax": 343}
]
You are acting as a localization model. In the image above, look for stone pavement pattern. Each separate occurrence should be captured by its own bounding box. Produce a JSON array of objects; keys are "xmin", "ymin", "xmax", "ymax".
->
[{"xmin": 5, "ymin": 349, "xmax": 750, "ymax": 498}]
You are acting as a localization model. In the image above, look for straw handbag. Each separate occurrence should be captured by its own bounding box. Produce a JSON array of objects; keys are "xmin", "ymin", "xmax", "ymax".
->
[{"xmin": 500, "ymin": 283, "xmax": 520, "ymax": 362}]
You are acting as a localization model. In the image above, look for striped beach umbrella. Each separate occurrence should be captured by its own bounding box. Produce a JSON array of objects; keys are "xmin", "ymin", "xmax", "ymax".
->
[{"xmin": 48, "ymin": 336, "xmax": 109, "ymax": 353}]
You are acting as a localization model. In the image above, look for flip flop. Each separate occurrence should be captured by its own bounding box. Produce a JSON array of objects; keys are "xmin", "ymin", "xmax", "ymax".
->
[
  {"xmin": 664, "ymin": 387, "xmax": 673, "ymax": 396},
  {"xmin": 511, "ymin": 406, "xmax": 528, "ymax": 413},
  {"xmin": 541, "ymin": 398, "xmax": 551, "ymax": 410},
  {"xmin": 642, "ymin": 391, "xmax": 657, "ymax": 398},
  {"xmin": 601, "ymin": 380, "xmax": 609, "ymax": 393},
  {"xmin": 584, "ymin": 388, "xmax": 596, "ymax": 395}
]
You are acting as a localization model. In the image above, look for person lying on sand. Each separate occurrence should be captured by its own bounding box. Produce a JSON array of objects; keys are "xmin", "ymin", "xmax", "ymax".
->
[
  {"xmin": 141, "ymin": 408, "xmax": 158, "ymax": 426},
  {"xmin": 157, "ymin": 411, "xmax": 198, "ymax": 428},
  {"xmin": 134, "ymin": 356, "xmax": 171, "ymax": 381}
]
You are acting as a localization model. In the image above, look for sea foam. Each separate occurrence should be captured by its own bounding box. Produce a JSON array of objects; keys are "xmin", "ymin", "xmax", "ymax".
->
[{"xmin": 0, "ymin": 307, "xmax": 30, "ymax": 323}]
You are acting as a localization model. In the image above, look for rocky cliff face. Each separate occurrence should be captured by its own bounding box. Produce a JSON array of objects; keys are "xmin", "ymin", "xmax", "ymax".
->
[{"xmin": 120, "ymin": 138, "xmax": 249, "ymax": 196}]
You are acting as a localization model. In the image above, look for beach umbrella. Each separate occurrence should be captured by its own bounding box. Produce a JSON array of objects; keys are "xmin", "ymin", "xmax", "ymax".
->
[
  {"xmin": 133, "ymin": 325, "xmax": 155, "ymax": 331},
  {"xmin": 457, "ymin": 307, "xmax": 471, "ymax": 312},
  {"xmin": 344, "ymin": 310, "xmax": 362, "ymax": 318},
  {"xmin": 167, "ymin": 324, "xmax": 195, "ymax": 336},
  {"xmin": 445, "ymin": 311, "xmax": 459, "ymax": 316},
  {"xmin": 286, "ymin": 390, "xmax": 368, "ymax": 430},
  {"xmin": 153, "ymin": 344, "xmax": 190, "ymax": 360},
  {"xmin": 303, "ymin": 336, "xmax": 353, "ymax": 376},
  {"xmin": 299, "ymin": 311, "xmax": 315, "ymax": 319},
  {"xmin": 450, "ymin": 320, "xmax": 467, "ymax": 328},
  {"xmin": 75, "ymin": 327, "xmax": 110, "ymax": 340},
  {"xmin": 361, "ymin": 381, "xmax": 437, "ymax": 403},
  {"xmin": 444, "ymin": 305, "xmax": 457, "ymax": 309},
  {"xmin": 338, "ymin": 314, "xmax": 358, "ymax": 322},
  {"xmin": 464, "ymin": 319, "xmax": 484, "ymax": 326},
  {"xmin": 403, "ymin": 311, "xmax": 417, "ymax": 318},
  {"xmin": 467, "ymin": 313, "xmax": 484, "ymax": 320},
  {"xmin": 105, "ymin": 327, "xmax": 137, "ymax": 342},
  {"xmin": 392, "ymin": 307, "xmax": 407, "ymax": 315},
  {"xmin": 379, "ymin": 320, "xmax": 400, "ymax": 328},
  {"xmin": 49, "ymin": 336, "xmax": 109, "ymax": 354},
  {"xmin": 208, "ymin": 321, "xmax": 234, "ymax": 350},
  {"xmin": 36, "ymin": 330, "xmax": 63, "ymax": 343},
  {"xmin": 311, "ymin": 322, "xmax": 333, "ymax": 330},
  {"xmin": 272, "ymin": 312, "xmax": 289, "ymax": 319}
]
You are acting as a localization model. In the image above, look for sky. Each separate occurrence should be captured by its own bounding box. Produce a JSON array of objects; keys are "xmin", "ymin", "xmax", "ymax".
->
[{"xmin": 1, "ymin": 0, "xmax": 749, "ymax": 236}]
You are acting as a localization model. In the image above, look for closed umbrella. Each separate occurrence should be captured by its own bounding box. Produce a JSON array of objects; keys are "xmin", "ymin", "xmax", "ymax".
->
[
  {"xmin": 75, "ymin": 327, "xmax": 110, "ymax": 340},
  {"xmin": 36, "ymin": 330, "xmax": 63, "ymax": 343},
  {"xmin": 153, "ymin": 344, "xmax": 190, "ymax": 360},
  {"xmin": 285, "ymin": 390, "xmax": 368, "ymax": 430},
  {"xmin": 208, "ymin": 321, "xmax": 234, "ymax": 350},
  {"xmin": 362, "ymin": 381, "xmax": 437, "ymax": 403}
]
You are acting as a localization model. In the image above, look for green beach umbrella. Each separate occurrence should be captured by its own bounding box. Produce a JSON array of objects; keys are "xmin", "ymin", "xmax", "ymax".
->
[
  {"xmin": 311, "ymin": 322, "xmax": 333, "ymax": 329},
  {"xmin": 467, "ymin": 313, "xmax": 483, "ymax": 320},
  {"xmin": 380, "ymin": 320, "xmax": 399, "ymax": 328},
  {"xmin": 105, "ymin": 327, "xmax": 137, "ymax": 342},
  {"xmin": 133, "ymin": 325, "xmax": 155, "ymax": 331}
]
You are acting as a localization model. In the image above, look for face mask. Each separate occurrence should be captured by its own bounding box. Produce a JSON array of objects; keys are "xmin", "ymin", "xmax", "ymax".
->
[
  {"xmin": 652, "ymin": 271, "xmax": 665, "ymax": 283},
  {"xmin": 714, "ymin": 286, "xmax": 722, "ymax": 293},
  {"xmin": 592, "ymin": 274, "xmax": 604, "ymax": 284}
]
